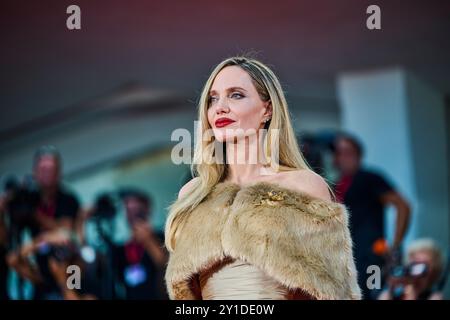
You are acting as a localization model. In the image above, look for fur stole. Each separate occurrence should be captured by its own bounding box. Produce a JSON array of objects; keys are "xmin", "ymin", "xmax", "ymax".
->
[{"xmin": 165, "ymin": 181, "xmax": 361, "ymax": 300}]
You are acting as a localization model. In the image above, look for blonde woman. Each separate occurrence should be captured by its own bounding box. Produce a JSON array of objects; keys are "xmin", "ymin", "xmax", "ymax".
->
[
  {"xmin": 379, "ymin": 238, "xmax": 445, "ymax": 300},
  {"xmin": 164, "ymin": 56, "xmax": 361, "ymax": 300}
]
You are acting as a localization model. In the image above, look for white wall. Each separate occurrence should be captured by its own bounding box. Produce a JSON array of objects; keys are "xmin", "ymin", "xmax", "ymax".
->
[{"xmin": 337, "ymin": 67, "xmax": 449, "ymax": 296}]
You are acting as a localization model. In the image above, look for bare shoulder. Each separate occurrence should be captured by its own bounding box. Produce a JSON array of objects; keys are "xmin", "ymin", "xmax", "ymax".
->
[
  {"xmin": 178, "ymin": 177, "xmax": 200, "ymax": 199},
  {"xmin": 278, "ymin": 169, "xmax": 332, "ymax": 202}
]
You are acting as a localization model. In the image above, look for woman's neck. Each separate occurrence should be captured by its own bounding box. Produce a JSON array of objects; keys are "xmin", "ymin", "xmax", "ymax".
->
[{"xmin": 224, "ymin": 135, "xmax": 275, "ymax": 184}]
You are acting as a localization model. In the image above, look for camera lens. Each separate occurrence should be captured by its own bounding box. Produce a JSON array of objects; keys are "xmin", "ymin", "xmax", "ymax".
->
[
  {"xmin": 409, "ymin": 262, "xmax": 428, "ymax": 277},
  {"xmin": 391, "ymin": 265, "xmax": 405, "ymax": 278}
]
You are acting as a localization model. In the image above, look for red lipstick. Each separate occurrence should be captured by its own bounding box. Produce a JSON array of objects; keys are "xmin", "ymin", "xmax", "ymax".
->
[{"xmin": 215, "ymin": 117, "xmax": 236, "ymax": 128}]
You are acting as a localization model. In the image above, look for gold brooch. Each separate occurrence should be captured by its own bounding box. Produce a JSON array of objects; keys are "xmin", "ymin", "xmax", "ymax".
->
[
  {"xmin": 267, "ymin": 190, "xmax": 285, "ymax": 201},
  {"xmin": 258, "ymin": 190, "xmax": 286, "ymax": 206}
]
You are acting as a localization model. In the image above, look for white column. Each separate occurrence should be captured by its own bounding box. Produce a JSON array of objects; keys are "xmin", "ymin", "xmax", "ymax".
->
[{"xmin": 337, "ymin": 68, "xmax": 449, "ymax": 295}]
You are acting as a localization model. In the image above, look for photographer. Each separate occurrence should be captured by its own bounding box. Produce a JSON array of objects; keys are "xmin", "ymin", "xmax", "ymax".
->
[
  {"xmin": 8, "ymin": 228, "xmax": 97, "ymax": 300},
  {"xmin": 379, "ymin": 238, "xmax": 445, "ymax": 300},
  {"xmin": 333, "ymin": 134, "xmax": 411, "ymax": 299},
  {"xmin": 113, "ymin": 190, "xmax": 167, "ymax": 299},
  {"xmin": 6, "ymin": 146, "xmax": 81, "ymax": 300}
]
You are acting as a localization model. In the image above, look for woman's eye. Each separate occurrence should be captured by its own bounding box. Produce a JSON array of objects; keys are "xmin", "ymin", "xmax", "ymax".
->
[
  {"xmin": 209, "ymin": 96, "xmax": 218, "ymax": 104},
  {"xmin": 231, "ymin": 92, "xmax": 244, "ymax": 99}
]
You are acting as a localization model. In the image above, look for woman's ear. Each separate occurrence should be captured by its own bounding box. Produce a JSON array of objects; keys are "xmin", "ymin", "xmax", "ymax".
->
[{"xmin": 264, "ymin": 101, "xmax": 273, "ymax": 118}]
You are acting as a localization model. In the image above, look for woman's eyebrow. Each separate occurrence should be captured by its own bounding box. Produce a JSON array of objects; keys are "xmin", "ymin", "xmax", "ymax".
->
[
  {"xmin": 209, "ymin": 87, "xmax": 247, "ymax": 95},
  {"xmin": 227, "ymin": 86, "xmax": 247, "ymax": 93}
]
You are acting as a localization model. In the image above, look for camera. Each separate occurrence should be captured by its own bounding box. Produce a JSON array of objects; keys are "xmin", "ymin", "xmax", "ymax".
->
[
  {"xmin": 91, "ymin": 193, "xmax": 117, "ymax": 220},
  {"xmin": 129, "ymin": 211, "xmax": 147, "ymax": 226},
  {"xmin": 36, "ymin": 240, "xmax": 80, "ymax": 263},
  {"xmin": 391, "ymin": 262, "xmax": 428, "ymax": 279},
  {"xmin": 389, "ymin": 262, "xmax": 429, "ymax": 299},
  {"xmin": 3, "ymin": 176, "xmax": 40, "ymax": 234}
]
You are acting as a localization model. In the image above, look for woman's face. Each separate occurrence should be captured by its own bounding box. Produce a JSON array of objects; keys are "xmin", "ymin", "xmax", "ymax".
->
[
  {"xmin": 207, "ymin": 66, "xmax": 271, "ymax": 142},
  {"xmin": 33, "ymin": 156, "xmax": 60, "ymax": 189},
  {"xmin": 408, "ymin": 250, "xmax": 437, "ymax": 291}
]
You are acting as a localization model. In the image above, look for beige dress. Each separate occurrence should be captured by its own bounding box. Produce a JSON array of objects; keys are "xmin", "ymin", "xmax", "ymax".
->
[{"xmin": 197, "ymin": 258, "xmax": 300, "ymax": 300}]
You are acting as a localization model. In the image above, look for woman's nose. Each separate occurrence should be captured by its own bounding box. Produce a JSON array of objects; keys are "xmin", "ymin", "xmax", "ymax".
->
[{"xmin": 215, "ymin": 98, "xmax": 230, "ymax": 114}]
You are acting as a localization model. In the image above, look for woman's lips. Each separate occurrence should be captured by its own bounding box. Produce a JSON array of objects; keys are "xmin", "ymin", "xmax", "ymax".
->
[{"xmin": 215, "ymin": 118, "xmax": 236, "ymax": 128}]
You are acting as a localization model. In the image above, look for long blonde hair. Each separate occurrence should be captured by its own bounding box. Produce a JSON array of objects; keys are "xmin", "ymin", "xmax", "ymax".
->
[{"xmin": 165, "ymin": 56, "xmax": 311, "ymax": 252}]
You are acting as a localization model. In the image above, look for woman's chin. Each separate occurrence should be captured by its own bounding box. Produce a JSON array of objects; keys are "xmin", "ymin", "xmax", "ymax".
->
[
  {"xmin": 214, "ymin": 133, "xmax": 235, "ymax": 143},
  {"xmin": 212, "ymin": 129, "xmax": 236, "ymax": 143},
  {"xmin": 212, "ymin": 126, "xmax": 258, "ymax": 143}
]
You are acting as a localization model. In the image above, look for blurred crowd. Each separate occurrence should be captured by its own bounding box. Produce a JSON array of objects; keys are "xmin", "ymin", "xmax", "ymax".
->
[
  {"xmin": 305, "ymin": 132, "xmax": 448, "ymax": 300},
  {"xmin": 0, "ymin": 133, "xmax": 448, "ymax": 300},
  {"xmin": 0, "ymin": 146, "xmax": 168, "ymax": 300}
]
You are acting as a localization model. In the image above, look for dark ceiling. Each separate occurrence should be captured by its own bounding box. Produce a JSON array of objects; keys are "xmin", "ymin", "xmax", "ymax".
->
[{"xmin": 1, "ymin": 0, "xmax": 449, "ymax": 136}]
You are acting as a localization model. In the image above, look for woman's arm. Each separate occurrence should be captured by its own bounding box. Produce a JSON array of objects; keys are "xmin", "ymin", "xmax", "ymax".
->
[
  {"xmin": 6, "ymin": 240, "xmax": 43, "ymax": 284},
  {"xmin": 133, "ymin": 222, "xmax": 167, "ymax": 267},
  {"xmin": 6, "ymin": 229, "xmax": 72, "ymax": 284},
  {"xmin": 380, "ymin": 191, "xmax": 411, "ymax": 249}
]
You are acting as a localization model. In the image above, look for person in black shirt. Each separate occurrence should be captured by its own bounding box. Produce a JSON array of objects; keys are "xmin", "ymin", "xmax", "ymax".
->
[
  {"xmin": 6, "ymin": 146, "xmax": 81, "ymax": 300},
  {"xmin": 113, "ymin": 191, "xmax": 167, "ymax": 300},
  {"xmin": 333, "ymin": 134, "xmax": 411, "ymax": 300}
]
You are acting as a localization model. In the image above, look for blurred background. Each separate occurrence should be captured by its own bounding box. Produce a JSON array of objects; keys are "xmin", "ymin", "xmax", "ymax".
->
[{"xmin": 0, "ymin": 0, "xmax": 449, "ymax": 300}]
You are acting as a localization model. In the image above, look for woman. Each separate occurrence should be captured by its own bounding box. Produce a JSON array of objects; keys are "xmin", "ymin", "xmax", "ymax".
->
[
  {"xmin": 165, "ymin": 56, "xmax": 361, "ymax": 300},
  {"xmin": 378, "ymin": 238, "xmax": 445, "ymax": 300}
]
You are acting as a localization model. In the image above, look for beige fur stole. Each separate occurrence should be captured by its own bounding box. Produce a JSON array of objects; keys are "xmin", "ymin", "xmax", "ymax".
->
[{"xmin": 165, "ymin": 181, "xmax": 361, "ymax": 300}]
